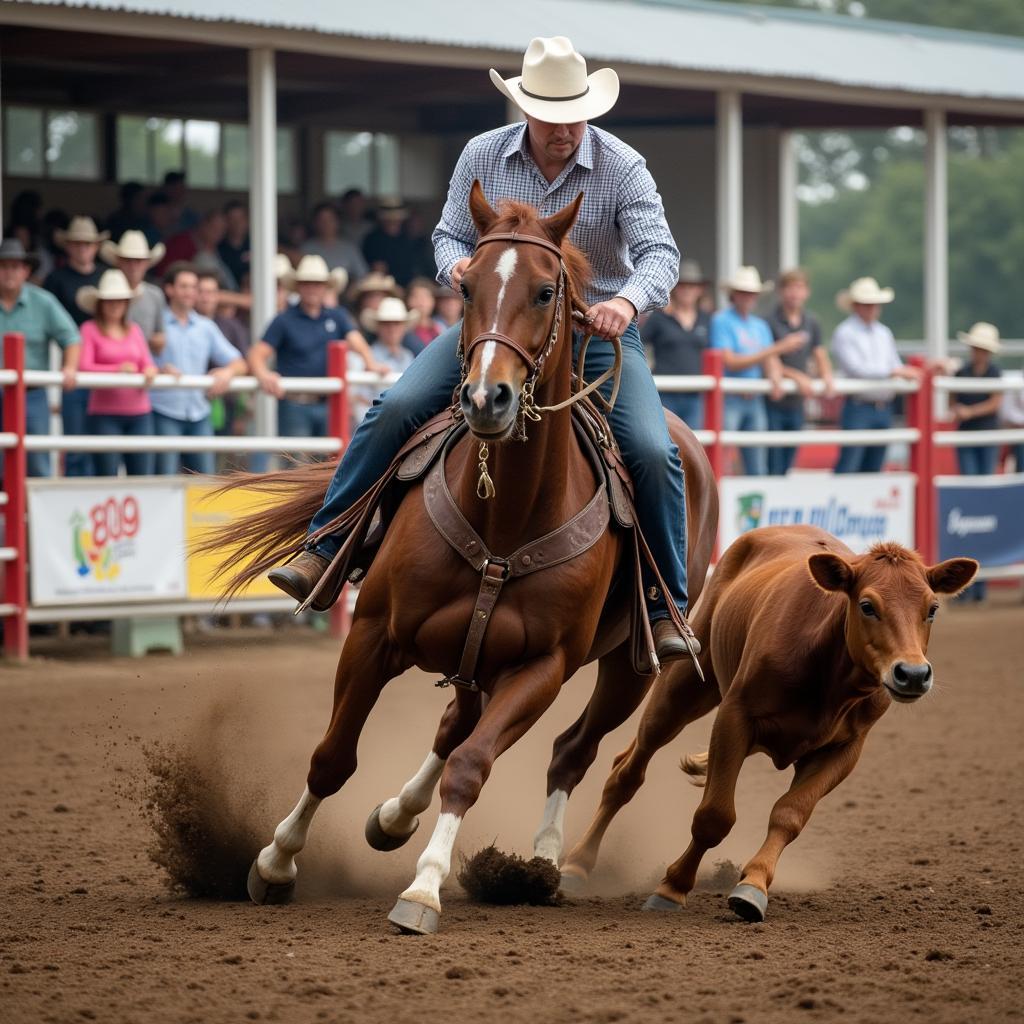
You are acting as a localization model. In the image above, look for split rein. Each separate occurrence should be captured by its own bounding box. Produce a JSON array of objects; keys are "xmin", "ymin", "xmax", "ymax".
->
[{"xmin": 459, "ymin": 230, "xmax": 624, "ymax": 499}]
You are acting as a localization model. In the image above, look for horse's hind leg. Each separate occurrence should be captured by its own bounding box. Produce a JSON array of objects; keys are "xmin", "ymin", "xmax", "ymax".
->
[
  {"xmin": 534, "ymin": 643, "xmax": 654, "ymax": 867},
  {"xmin": 248, "ymin": 616, "xmax": 398, "ymax": 905},
  {"xmin": 365, "ymin": 689, "xmax": 482, "ymax": 851},
  {"xmin": 560, "ymin": 648, "xmax": 719, "ymax": 890}
]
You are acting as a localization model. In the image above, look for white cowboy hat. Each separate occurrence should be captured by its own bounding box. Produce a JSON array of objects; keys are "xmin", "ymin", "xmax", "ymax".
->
[
  {"xmin": 489, "ymin": 36, "xmax": 619, "ymax": 124},
  {"xmin": 722, "ymin": 265, "xmax": 772, "ymax": 294},
  {"xmin": 376, "ymin": 196, "xmax": 409, "ymax": 220},
  {"xmin": 55, "ymin": 216, "xmax": 110, "ymax": 248},
  {"xmin": 281, "ymin": 254, "xmax": 349, "ymax": 294},
  {"xmin": 350, "ymin": 271, "xmax": 402, "ymax": 299},
  {"xmin": 274, "ymin": 253, "xmax": 294, "ymax": 280},
  {"xmin": 361, "ymin": 297, "xmax": 419, "ymax": 332},
  {"xmin": 838, "ymin": 276, "xmax": 895, "ymax": 309},
  {"xmin": 100, "ymin": 230, "xmax": 165, "ymax": 268},
  {"xmin": 76, "ymin": 268, "xmax": 141, "ymax": 314},
  {"xmin": 957, "ymin": 321, "xmax": 1001, "ymax": 354}
]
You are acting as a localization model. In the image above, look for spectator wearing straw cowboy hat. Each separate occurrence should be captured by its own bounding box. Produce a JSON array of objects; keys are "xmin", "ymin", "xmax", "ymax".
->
[
  {"xmin": 950, "ymin": 322, "xmax": 1003, "ymax": 476},
  {"xmin": 100, "ymin": 231, "xmax": 168, "ymax": 356},
  {"xmin": 832, "ymin": 276, "xmax": 921, "ymax": 474},
  {"xmin": 642, "ymin": 258, "xmax": 711, "ymax": 429},
  {"xmin": 76, "ymin": 269, "xmax": 158, "ymax": 477},
  {"xmin": 0, "ymin": 237, "xmax": 80, "ymax": 478},
  {"xmin": 277, "ymin": 36, "xmax": 701, "ymax": 663},
  {"xmin": 710, "ymin": 266, "xmax": 795, "ymax": 477},
  {"xmin": 43, "ymin": 215, "xmax": 110, "ymax": 476},
  {"xmin": 250, "ymin": 255, "xmax": 389, "ymax": 441},
  {"xmin": 347, "ymin": 297, "xmax": 420, "ymax": 427}
]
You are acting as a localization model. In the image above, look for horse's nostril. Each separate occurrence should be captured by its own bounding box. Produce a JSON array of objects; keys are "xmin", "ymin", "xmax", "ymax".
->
[{"xmin": 493, "ymin": 382, "xmax": 514, "ymax": 413}]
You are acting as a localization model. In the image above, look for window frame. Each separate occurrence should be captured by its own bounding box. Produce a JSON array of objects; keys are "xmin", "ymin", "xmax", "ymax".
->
[{"xmin": 4, "ymin": 105, "xmax": 102, "ymax": 182}]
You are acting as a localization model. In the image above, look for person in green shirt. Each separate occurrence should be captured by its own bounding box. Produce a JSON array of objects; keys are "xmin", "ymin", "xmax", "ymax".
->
[{"xmin": 0, "ymin": 238, "xmax": 81, "ymax": 477}]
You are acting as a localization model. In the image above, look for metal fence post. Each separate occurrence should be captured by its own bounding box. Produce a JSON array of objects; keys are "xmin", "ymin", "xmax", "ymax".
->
[
  {"xmin": 702, "ymin": 348, "xmax": 725, "ymax": 479},
  {"xmin": 327, "ymin": 341, "xmax": 351, "ymax": 639},
  {"xmin": 907, "ymin": 358, "xmax": 935, "ymax": 563},
  {"xmin": 2, "ymin": 333, "xmax": 29, "ymax": 661}
]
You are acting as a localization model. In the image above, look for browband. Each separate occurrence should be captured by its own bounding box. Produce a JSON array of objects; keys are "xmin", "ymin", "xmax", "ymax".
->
[{"xmin": 475, "ymin": 230, "xmax": 563, "ymax": 261}]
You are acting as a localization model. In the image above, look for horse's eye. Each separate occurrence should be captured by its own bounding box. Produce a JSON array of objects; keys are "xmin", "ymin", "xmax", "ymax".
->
[
  {"xmin": 926, "ymin": 604, "xmax": 939, "ymax": 622},
  {"xmin": 537, "ymin": 286, "xmax": 555, "ymax": 306},
  {"xmin": 460, "ymin": 282, "xmax": 471, "ymax": 302},
  {"xmin": 859, "ymin": 600, "xmax": 878, "ymax": 619}
]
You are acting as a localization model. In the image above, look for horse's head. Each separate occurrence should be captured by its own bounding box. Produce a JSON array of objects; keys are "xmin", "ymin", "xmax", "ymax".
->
[{"xmin": 457, "ymin": 180, "xmax": 585, "ymax": 439}]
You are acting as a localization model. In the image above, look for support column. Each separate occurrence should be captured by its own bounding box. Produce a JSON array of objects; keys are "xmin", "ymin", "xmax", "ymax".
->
[
  {"xmin": 716, "ymin": 90, "xmax": 743, "ymax": 303},
  {"xmin": 924, "ymin": 108, "xmax": 948, "ymax": 362},
  {"xmin": 778, "ymin": 129, "xmax": 799, "ymax": 273},
  {"xmin": 249, "ymin": 47, "xmax": 278, "ymax": 440}
]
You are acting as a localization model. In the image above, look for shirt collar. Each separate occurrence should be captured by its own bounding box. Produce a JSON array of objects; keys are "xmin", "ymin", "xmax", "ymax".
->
[
  {"xmin": 167, "ymin": 308, "xmax": 197, "ymax": 327},
  {"xmin": 502, "ymin": 122, "xmax": 529, "ymax": 161},
  {"xmin": 502, "ymin": 122, "xmax": 594, "ymax": 172}
]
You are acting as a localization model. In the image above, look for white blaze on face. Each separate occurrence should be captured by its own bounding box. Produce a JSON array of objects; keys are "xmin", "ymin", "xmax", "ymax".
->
[{"xmin": 471, "ymin": 246, "xmax": 518, "ymax": 409}]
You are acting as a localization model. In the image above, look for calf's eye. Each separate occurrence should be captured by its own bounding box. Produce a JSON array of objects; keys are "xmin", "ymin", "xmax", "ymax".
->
[
  {"xmin": 859, "ymin": 600, "xmax": 877, "ymax": 619},
  {"xmin": 926, "ymin": 604, "xmax": 938, "ymax": 622}
]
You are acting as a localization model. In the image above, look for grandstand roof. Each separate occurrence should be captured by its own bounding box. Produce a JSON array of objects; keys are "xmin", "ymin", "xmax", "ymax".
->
[{"xmin": 4, "ymin": 0, "xmax": 1024, "ymax": 112}]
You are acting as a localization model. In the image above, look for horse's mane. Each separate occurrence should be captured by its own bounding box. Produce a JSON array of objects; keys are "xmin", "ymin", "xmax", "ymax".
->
[{"xmin": 491, "ymin": 199, "xmax": 591, "ymax": 309}]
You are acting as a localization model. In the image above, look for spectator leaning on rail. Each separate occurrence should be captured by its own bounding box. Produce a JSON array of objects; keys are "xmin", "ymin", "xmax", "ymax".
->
[
  {"xmin": 250, "ymin": 255, "xmax": 389, "ymax": 440},
  {"xmin": 76, "ymin": 269, "xmax": 158, "ymax": 477},
  {"xmin": 642, "ymin": 258, "xmax": 710, "ymax": 430},
  {"xmin": 1001, "ymin": 372, "xmax": 1024, "ymax": 474},
  {"xmin": 832, "ymin": 276, "xmax": 921, "ymax": 474},
  {"xmin": 150, "ymin": 262, "xmax": 245, "ymax": 476},
  {"xmin": 100, "ymin": 231, "xmax": 167, "ymax": 356},
  {"xmin": 346, "ymin": 297, "xmax": 419, "ymax": 428},
  {"xmin": 270, "ymin": 35, "xmax": 702, "ymax": 664},
  {"xmin": 0, "ymin": 237, "xmax": 79, "ymax": 478},
  {"xmin": 710, "ymin": 266, "xmax": 793, "ymax": 477},
  {"xmin": 765, "ymin": 267, "xmax": 834, "ymax": 476},
  {"xmin": 44, "ymin": 216, "xmax": 109, "ymax": 477}
]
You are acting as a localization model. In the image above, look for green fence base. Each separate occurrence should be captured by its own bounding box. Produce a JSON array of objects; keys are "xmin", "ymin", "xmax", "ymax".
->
[{"xmin": 111, "ymin": 616, "xmax": 184, "ymax": 658}]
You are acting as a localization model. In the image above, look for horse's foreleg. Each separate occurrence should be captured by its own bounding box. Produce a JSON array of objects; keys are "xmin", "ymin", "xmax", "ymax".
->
[
  {"xmin": 388, "ymin": 654, "xmax": 565, "ymax": 935},
  {"xmin": 535, "ymin": 643, "xmax": 654, "ymax": 866},
  {"xmin": 366, "ymin": 690, "xmax": 482, "ymax": 850},
  {"xmin": 248, "ymin": 616, "xmax": 397, "ymax": 905}
]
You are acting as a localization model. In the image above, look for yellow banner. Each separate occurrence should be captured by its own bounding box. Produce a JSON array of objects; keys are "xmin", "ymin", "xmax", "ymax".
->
[{"xmin": 184, "ymin": 484, "xmax": 279, "ymax": 600}]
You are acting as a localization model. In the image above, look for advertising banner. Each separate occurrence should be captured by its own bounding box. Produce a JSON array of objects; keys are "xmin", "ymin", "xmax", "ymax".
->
[
  {"xmin": 719, "ymin": 473, "xmax": 915, "ymax": 554},
  {"xmin": 28, "ymin": 481, "xmax": 186, "ymax": 605},
  {"xmin": 937, "ymin": 473, "xmax": 1024, "ymax": 567}
]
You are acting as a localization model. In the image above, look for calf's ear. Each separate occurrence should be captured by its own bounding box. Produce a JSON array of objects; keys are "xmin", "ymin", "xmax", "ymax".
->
[
  {"xmin": 927, "ymin": 558, "xmax": 978, "ymax": 595},
  {"xmin": 807, "ymin": 552, "xmax": 854, "ymax": 593}
]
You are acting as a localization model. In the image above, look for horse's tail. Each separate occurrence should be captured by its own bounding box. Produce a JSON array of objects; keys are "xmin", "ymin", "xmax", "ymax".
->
[
  {"xmin": 191, "ymin": 461, "xmax": 337, "ymax": 600},
  {"xmin": 679, "ymin": 750, "xmax": 709, "ymax": 788}
]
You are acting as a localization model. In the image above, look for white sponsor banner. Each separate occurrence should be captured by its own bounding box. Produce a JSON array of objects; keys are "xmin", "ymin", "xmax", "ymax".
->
[
  {"xmin": 719, "ymin": 473, "xmax": 915, "ymax": 554},
  {"xmin": 28, "ymin": 481, "xmax": 186, "ymax": 605}
]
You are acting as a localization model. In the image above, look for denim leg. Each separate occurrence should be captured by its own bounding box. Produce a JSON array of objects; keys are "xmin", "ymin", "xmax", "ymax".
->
[
  {"xmin": 1014, "ymin": 445, "xmax": 1024, "ymax": 473},
  {"xmin": 835, "ymin": 401, "xmax": 869, "ymax": 474},
  {"xmin": 25, "ymin": 389, "xmax": 53, "ymax": 478},
  {"xmin": 579, "ymin": 323, "xmax": 688, "ymax": 617},
  {"xmin": 61, "ymin": 387, "xmax": 94, "ymax": 477},
  {"xmin": 152, "ymin": 412, "xmax": 184, "ymax": 474},
  {"xmin": 307, "ymin": 321, "xmax": 463, "ymax": 557},
  {"xmin": 123, "ymin": 413, "xmax": 155, "ymax": 476},
  {"xmin": 766, "ymin": 403, "xmax": 802, "ymax": 476},
  {"xmin": 859, "ymin": 406, "xmax": 891, "ymax": 473},
  {"xmin": 956, "ymin": 444, "xmax": 979, "ymax": 476},
  {"xmin": 181, "ymin": 417, "xmax": 215, "ymax": 476},
  {"xmin": 278, "ymin": 399, "xmax": 314, "ymax": 438},
  {"xmin": 88, "ymin": 414, "xmax": 122, "ymax": 477},
  {"xmin": 740, "ymin": 398, "xmax": 768, "ymax": 476}
]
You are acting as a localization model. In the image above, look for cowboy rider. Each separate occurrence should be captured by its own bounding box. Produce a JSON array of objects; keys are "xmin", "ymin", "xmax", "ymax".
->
[{"xmin": 270, "ymin": 36, "xmax": 699, "ymax": 663}]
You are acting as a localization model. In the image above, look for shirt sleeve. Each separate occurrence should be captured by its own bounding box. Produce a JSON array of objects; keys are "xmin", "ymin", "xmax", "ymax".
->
[
  {"xmin": 613, "ymin": 160, "xmax": 680, "ymax": 316},
  {"xmin": 882, "ymin": 325, "xmax": 903, "ymax": 374},
  {"xmin": 44, "ymin": 293, "xmax": 80, "ymax": 350},
  {"xmin": 709, "ymin": 313, "xmax": 733, "ymax": 352},
  {"xmin": 431, "ymin": 142, "xmax": 478, "ymax": 287},
  {"xmin": 335, "ymin": 308, "xmax": 357, "ymax": 337},
  {"xmin": 207, "ymin": 321, "xmax": 243, "ymax": 367},
  {"xmin": 261, "ymin": 313, "xmax": 286, "ymax": 351}
]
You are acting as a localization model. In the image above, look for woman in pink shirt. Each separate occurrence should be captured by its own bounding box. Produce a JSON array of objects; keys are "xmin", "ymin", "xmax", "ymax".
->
[{"xmin": 76, "ymin": 269, "xmax": 158, "ymax": 476}]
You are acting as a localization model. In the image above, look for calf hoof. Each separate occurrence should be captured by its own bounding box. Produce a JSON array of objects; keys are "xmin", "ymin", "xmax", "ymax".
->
[
  {"xmin": 559, "ymin": 870, "xmax": 588, "ymax": 896},
  {"xmin": 388, "ymin": 898, "xmax": 440, "ymax": 935},
  {"xmin": 365, "ymin": 804, "xmax": 418, "ymax": 852},
  {"xmin": 642, "ymin": 892, "xmax": 683, "ymax": 912},
  {"xmin": 728, "ymin": 883, "xmax": 768, "ymax": 922},
  {"xmin": 247, "ymin": 860, "xmax": 295, "ymax": 906}
]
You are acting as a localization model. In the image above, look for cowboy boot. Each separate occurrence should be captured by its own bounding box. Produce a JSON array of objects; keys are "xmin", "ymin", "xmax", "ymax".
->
[
  {"xmin": 268, "ymin": 551, "xmax": 331, "ymax": 608},
  {"xmin": 653, "ymin": 618, "xmax": 702, "ymax": 665}
]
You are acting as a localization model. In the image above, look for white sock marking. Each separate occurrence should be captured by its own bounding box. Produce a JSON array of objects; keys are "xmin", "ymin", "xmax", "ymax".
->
[
  {"xmin": 399, "ymin": 812, "xmax": 463, "ymax": 914},
  {"xmin": 471, "ymin": 247, "xmax": 518, "ymax": 409},
  {"xmin": 256, "ymin": 786, "xmax": 321, "ymax": 884},
  {"xmin": 533, "ymin": 789, "xmax": 569, "ymax": 865},
  {"xmin": 379, "ymin": 752, "xmax": 445, "ymax": 836}
]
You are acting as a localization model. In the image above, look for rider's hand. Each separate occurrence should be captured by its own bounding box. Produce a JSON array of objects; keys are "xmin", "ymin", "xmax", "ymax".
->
[
  {"xmin": 584, "ymin": 297, "xmax": 636, "ymax": 339},
  {"xmin": 450, "ymin": 258, "xmax": 472, "ymax": 291}
]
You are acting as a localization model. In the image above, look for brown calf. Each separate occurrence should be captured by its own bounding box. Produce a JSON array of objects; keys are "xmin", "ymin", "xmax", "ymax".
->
[{"xmin": 560, "ymin": 525, "xmax": 977, "ymax": 921}]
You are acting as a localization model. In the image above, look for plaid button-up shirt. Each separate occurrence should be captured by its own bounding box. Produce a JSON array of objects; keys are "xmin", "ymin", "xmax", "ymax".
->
[{"xmin": 432, "ymin": 122, "xmax": 680, "ymax": 314}]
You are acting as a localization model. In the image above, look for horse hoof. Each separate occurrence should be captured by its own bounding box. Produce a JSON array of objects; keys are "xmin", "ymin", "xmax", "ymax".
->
[
  {"xmin": 728, "ymin": 883, "xmax": 768, "ymax": 922},
  {"xmin": 247, "ymin": 860, "xmax": 295, "ymax": 906},
  {"xmin": 388, "ymin": 898, "xmax": 440, "ymax": 935},
  {"xmin": 559, "ymin": 870, "xmax": 588, "ymax": 896},
  {"xmin": 365, "ymin": 804, "xmax": 418, "ymax": 852},
  {"xmin": 642, "ymin": 892, "xmax": 683, "ymax": 912}
]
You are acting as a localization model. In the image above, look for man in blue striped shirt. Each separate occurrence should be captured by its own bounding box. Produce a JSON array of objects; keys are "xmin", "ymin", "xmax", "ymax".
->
[{"xmin": 275, "ymin": 37, "xmax": 696, "ymax": 662}]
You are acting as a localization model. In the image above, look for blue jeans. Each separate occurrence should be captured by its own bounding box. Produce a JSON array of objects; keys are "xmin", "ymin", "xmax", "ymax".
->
[
  {"xmin": 0, "ymin": 388, "xmax": 52, "ymax": 478},
  {"xmin": 1013, "ymin": 445, "xmax": 1024, "ymax": 473},
  {"xmin": 278, "ymin": 399, "xmax": 329, "ymax": 439},
  {"xmin": 723, "ymin": 395, "xmax": 768, "ymax": 476},
  {"xmin": 660, "ymin": 392, "xmax": 704, "ymax": 431},
  {"xmin": 956, "ymin": 442, "xmax": 996, "ymax": 476},
  {"xmin": 835, "ymin": 400, "xmax": 892, "ymax": 474},
  {"xmin": 61, "ymin": 387, "xmax": 94, "ymax": 476},
  {"xmin": 308, "ymin": 320, "xmax": 689, "ymax": 616},
  {"xmin": 766, "ymin": 401, "xmax": 804, "ymax": 476},
  {"xmin": 88, "ymin": 412, "xmax": 155, "ymax": 476},
  {"xmin": 152, "ymin": 412, "xmax": 214, "ymax": 475}
]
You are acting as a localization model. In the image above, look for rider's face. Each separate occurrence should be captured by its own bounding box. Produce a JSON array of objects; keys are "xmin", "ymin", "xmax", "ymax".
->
[{"xmin": 526, "ymin": 117, "xmax": 586, "ymax": 163}]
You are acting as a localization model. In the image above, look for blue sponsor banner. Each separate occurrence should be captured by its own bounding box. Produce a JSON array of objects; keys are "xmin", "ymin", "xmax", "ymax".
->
[{"xmin": 937, "ymin": 474, "xmax": 1024, "ymax": 566}]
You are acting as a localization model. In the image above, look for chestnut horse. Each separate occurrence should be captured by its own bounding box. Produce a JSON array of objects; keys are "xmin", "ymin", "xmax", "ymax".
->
[{"xmin": 212, "ymin": 185, "xmax": 717, "ymax": 934}]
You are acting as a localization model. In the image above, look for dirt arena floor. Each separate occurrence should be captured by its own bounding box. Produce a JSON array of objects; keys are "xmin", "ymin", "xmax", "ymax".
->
[{"xmin": 2, "ymin": 593, "xmax": 1023, "ymax": 1024}]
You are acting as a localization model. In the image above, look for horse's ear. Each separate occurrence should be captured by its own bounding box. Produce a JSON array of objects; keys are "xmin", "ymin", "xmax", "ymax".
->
[
  {"xmin": 468, "ymin": 180, "xmax": 498, "ymax": 235},
  {"xmin": 541, "ymin": 191, "xmax": 583, "ymax": 244}
]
